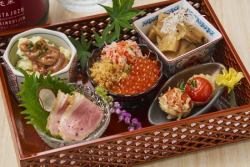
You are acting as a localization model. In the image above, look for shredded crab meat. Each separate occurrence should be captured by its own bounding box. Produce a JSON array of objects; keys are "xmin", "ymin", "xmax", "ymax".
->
[
  {"xmin": 101, "ymin": 40, "xmax": 143, "ymax": 65},
  {"xmin": 159, "ymin": 88, "xmax": 192, "ymax": 118}
]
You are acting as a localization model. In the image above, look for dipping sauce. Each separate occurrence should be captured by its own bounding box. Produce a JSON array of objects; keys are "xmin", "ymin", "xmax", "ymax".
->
[{"xmin": 111, "ymin": 57, "xmax": 160, "ymax": 95}]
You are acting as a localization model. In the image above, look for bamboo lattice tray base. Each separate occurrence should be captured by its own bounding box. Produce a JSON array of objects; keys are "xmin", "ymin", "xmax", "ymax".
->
[{"xmin": 0, "ymin": 0, "xmax": 250, "ymax": 166}]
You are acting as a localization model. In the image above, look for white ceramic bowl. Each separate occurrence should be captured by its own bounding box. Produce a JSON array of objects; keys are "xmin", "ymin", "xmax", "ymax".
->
[
  {"xmin": 57, "ymin": 0, "xmax": 110, "ymax": 13},
  {"xmin": 3, "ymin": 28, "xmax": 77, "ymax": 95},
  {"xmin": 133, "ymin": 0, "xmax": 222, "ymax": 75}
]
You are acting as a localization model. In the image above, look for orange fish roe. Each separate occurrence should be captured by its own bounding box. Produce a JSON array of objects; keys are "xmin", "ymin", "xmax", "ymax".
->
[{"xmin": 111, "ymin": 57, "xmax": 160, "ymax": 95}]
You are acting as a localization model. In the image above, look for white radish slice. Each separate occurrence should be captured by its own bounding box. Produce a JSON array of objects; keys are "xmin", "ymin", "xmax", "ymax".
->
[{"xmin": 39, "ymin": 88, "xmax": 56, "ymax": 112}]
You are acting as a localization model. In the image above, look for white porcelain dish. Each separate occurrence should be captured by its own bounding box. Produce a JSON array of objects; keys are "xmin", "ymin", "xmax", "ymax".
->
[
  {"xmin": 3, "ymin": 28, "xmax": 77, "ymax": 94},
  {"xmin": 133, "ymin": 0, "xmax": 222, "ymax": 75}
]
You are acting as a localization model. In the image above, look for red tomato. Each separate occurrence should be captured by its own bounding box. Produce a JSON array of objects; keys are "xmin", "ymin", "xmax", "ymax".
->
[{"xmin": 185, "ymin": 77, "xmax": 213, "ymax": 103}]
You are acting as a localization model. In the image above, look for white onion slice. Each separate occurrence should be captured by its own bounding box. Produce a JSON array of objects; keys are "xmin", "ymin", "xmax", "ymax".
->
[{"xmin": 39, "ymin": 89, "xmax": 56, "ymax": 112}]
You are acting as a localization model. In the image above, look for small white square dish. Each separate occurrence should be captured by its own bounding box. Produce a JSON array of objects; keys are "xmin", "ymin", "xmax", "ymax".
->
[{"xmin": 133, "ymin": 0, "xmax": 222, "ymax": 75}]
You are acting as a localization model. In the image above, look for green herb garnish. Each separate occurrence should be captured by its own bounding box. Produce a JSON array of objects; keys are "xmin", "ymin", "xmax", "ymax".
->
[
  {"xmin": 18, "ymin": 69, "xmax": 74, "ymax": 134},
  {"xmin": 179, "ymin": 82, "xmax": 186, "ymax": 92},
  {"xmin": 99, "ymin": 0, "xmax": 145, "ymax": 40},
  {"xmin": 191, "ymin": 80, "xmax": 197, "ymax": 88},
  {"xmin": 69, "ymin": 35, "xmax": 92, "ymax": 69},
  {"xmin": 95, "ymin": 86, "xmax": 113, "ymax": 103},
  {"xmin": 93, "ymin": 23, "xmax": 117, "ymax": 48}
]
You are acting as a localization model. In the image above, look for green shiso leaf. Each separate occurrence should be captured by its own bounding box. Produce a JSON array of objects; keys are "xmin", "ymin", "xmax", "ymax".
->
[{"xmin": 17, "ymin": 69, "xmax": 74, "ymax": 134}]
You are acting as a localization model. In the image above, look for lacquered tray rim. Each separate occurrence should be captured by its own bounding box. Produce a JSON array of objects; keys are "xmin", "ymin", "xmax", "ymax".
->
[{"xmin": 0, "ymin": 0, "xmax": 249, "ymax": 163}]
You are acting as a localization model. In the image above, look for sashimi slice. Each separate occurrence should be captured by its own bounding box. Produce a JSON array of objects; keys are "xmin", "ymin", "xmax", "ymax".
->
[
  {"xmin": 46, "ymin": 90, "xmax": 69, "ymax": 136},
  {"xmin": 58, "ymin": 92, "xmax": 103, "ymax": 141}
]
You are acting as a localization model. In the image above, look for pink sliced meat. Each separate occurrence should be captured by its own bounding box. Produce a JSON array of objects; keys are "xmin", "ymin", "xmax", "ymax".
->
[
  {"xmin": 46, "ymin": 90, "xmax": 69, "ymax": 136},
  {"xmin": 58, "ymin": 92, "xmax": 103, "ymax": 141}
]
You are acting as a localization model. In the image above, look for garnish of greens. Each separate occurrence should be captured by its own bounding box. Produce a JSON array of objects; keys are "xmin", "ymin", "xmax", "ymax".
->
[
  {"xmin": 179, "ymin": 82, "xmax": 186, "ymax": 92},
  {"xmin": 96, "ymin": 0, "xmax": 145, "ymax": 46},
  {"xmin": 18, "ymin": 69, "xmax": 74, "ymax": 134},
  {"xmin": 69, "ymin": 35, "xmax": 91, "ymax": 69},
  {"xmin": 95, "ymin": 86, "xmax": 142, "ymax": 131},
  {"xmin": 190, "ymin": 80, "xmax": 197, "ymax": 88},
  {"xmin": 69, "ymin": 0, "xmax": 145, "ymax": 69}
]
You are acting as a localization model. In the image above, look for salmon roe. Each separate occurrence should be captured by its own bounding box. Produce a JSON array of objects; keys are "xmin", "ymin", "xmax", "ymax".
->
[{"xmin": 110, "ymin": 57, "xmax": 160, "ymax": 95}]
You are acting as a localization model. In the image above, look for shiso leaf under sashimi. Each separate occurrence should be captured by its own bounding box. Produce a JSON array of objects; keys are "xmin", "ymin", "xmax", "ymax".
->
[
  {"xmin": 58, "ymin": 92, "xmax": 104, "ymax": 142},
  {"xmin": 18, "ymin": 69, "xmax": 74, "ymax": 134}
]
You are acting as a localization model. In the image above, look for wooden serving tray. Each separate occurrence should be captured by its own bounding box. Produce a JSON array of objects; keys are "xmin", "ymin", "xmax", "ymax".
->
[{"xmin": 1, "ymin": 0, "xmax": 250, "ymax": 166}]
